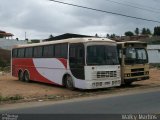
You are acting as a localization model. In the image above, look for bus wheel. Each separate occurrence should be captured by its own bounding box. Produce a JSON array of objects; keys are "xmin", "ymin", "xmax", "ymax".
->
[
  {"xmin": 66, "ymin": 75, "xmax": 75, "ymax": 90},
  {"xmin": 125, "ymin": 81, "xmax": 132, "ymax": 86},
  {"xmin": 24, "ymin": 71, "xmax": 30, "ymax": 82},
  {"xmin": 18, "ymin": 70, "xmax": 24, "ymax": 81}
]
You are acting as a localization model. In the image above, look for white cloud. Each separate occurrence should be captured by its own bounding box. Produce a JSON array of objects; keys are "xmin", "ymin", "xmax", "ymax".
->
[{"xmin": 0, "ymin": 0, "xmax": 159, "ymax": 39}]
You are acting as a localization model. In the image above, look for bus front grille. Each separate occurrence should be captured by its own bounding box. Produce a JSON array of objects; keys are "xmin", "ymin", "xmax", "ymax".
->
[
  {"xmin": 92, "ymin": 71, "xmax": 117, "ymax": 79},
  {"xmin": 131, "ymin": 68, "xmax": 144, "ymax": 72},
  {"xmin": 131, "ymin": 72, "xmax": 144, "ymax": 77}
]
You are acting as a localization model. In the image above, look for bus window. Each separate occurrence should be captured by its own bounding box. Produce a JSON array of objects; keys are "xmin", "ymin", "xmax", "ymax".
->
[
  {"xmin": 25, "ymin": 47, "xmax": 33, "ymax": 58},
  {"xmin": 43, "ymin": 45, "xmax": 54, "ymax": 58},
  {"xmin": 61, "ymin": 44, "xmax": 68, "ymax": 59},
  {"xmin": 33, "ymin": 46, "xmax": 43, "ymax": 58},
  {"xmin": 12, "ymin": 49, "xmax": 18, "ymax": 58},
  {"xmin": 17, "ymin": 48, "xmax": 25, "ymax": 58},
  {"xmin": 55, "ymin": 43, "xmax": 68, "ymax": 58}
]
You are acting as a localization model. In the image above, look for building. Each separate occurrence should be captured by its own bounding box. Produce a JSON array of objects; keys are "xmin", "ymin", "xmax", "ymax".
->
[
  {"xmin": 147, "ymin": 45, "xmax": 160, "ymax": 63},
  {"xmin": 44, "ymin": 33, "xmax": 93, "ymax": 41},
  {"xmin": 0, "ymin": 30, "xmax": 14, "ymax": 39},
  {"xmin": 0, "ymin": 30, "xmax": 27, "ymax": 50}
]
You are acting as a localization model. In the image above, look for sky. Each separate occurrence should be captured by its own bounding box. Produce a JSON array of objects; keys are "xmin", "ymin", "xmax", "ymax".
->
[{"xmin": 0, "ymin": 0, "xmax": 160, "ymax": 40}]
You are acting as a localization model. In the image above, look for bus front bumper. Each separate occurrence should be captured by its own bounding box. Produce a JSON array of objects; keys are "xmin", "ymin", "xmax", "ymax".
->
[
  {"xmin": 124, "ymin": 76, "xmax": 149, "ymax": 83},
  {"xmin": 75, "ymin": 79, "xmax": 121, "ymax": 89}
]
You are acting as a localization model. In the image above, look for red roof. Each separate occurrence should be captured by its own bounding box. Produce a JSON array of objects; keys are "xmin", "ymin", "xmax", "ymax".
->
[{"xmin": 0, "ymin": 30, "xmax": 14, "ymax": 37}]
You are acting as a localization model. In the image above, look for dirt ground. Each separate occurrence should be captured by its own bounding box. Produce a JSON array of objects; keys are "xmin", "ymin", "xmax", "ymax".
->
[{"xmin": 0, "ymin": 68, "xmax": 160, "ymax": 102}]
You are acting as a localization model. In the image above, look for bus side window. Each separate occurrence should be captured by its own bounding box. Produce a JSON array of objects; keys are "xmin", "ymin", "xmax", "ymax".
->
[
  {"xmin": 25, "ymin": 47, "xmax": 33, "ymax": 58},
  {"xmin": 43, "ymin": 45, "xmax": 54, "ymax": 58},
  {"xmin": 12, "ymin": 49, "xmax": 18, "ymax": 58},
  {"xmin": 33, "ymin": 46, "xmax": 43, "ymax": 58},
  {"xmin": 55, "ymin": 44, "xmax": 61, "ymax": 58},
  {"xmin": 55, "ymin": 43, "xmax": 68, "ymax": 59},
  {"xmin": 17, "ymin": 48, "xmax": 25, "ymax": 58},
  {"xmin": 61, "ymin": 44, "xmax": 68, "ymax": 59}
]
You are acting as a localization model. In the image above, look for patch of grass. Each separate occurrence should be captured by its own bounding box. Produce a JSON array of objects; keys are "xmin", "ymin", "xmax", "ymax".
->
[{"xmin": 0, "ymin": 94, "xmax": 23, "ymax": 102}]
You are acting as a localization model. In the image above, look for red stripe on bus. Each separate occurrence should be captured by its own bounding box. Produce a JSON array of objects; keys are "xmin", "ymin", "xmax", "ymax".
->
[
  {"xmin": 12, "ymin": 58, "xmax": 62, "ymax": 86},
  {"xmin": 57, "ymin": 58, "xmax": 67, "ymax": 69}
]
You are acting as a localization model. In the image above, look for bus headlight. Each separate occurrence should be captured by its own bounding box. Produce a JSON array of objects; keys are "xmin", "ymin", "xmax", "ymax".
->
[
  {"xmin": 125, "ymin": 74, "xmax": 131, "ymax": 77},
  {"xmin": 145, "ymin": 71, "xmax": 149, "ymax": 75}
]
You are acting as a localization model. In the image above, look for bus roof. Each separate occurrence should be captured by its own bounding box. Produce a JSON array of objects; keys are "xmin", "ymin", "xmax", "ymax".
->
[
  {"xmin": 12, "ymin": 37, "xmax": 116, "ymax": 49},
  {"xmin": 117, "ymin": 41, "xmax": 146, "ymax": 44}
]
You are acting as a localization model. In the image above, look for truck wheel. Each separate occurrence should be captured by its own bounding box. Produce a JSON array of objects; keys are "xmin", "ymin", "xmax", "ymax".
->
[
  {"xmin": 18, "ymin": 70, "xmax": 24, "ymax": 81},
  {"xmin": 24, "ymin": 71, "xmax": 30, "ymax": 82},
  {"xmin": 66, "ymin": 75, "xmax": 75, "ymax": 90}
]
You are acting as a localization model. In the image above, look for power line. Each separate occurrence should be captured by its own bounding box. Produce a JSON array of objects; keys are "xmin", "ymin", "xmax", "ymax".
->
[
  {"xmin": 104, "ymin": 0, "xmax": 160, "ymax": 14},
  {"xmin": 49, "ymin": 0, "xmax": 160, "ymax": 23},
  {"xmin": 118, "ymin": 0, "xmax": 160, "ymax": 11}
]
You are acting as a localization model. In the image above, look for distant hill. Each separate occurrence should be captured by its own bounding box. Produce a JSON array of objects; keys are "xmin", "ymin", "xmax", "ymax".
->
[{"xmin": 0, "ymin": 48, "xmax": 11, "ymax": 67}]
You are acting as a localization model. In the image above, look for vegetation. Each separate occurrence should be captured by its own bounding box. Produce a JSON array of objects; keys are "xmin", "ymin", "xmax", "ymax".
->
[
  {"xmin": 154, "ymin": 26, "xmax": 160, "ymax": 36},
  {"xmin": 49, "ymin": 34, "xmax": 54, "ymax": 39},
  {"xmin": 106, "ymin": 33, "xmax": 116, "ymax": 39},
  {"xmin": 125, "ymin": 31, "xmax": 134, "ymax": 36},
  {"xmin": 141, "ymin": 28, "xmax": 151, "ymax": 35},
  {"xmin": 135, "ymin": 28, "xmax": 139, "ymax": 35},
  {"xmin": 0, "ymin": 94, "xmax": 23, "ymax": 102},
  {"xmin": 124, "ymin": 27, "xmax": 152, "ymax": 36}
]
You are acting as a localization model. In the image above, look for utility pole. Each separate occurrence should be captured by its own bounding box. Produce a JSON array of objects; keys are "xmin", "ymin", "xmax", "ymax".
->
[{"xmin": 25, "ymin": 32, "xmax": 26, "ymax": 40}]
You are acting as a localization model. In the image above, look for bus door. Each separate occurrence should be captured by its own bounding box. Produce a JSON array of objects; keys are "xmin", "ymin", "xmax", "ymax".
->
[
  {"xmin": 69, "ymin": 43, "xmax": 85, "ymax": 80},
  {"xmin": 117, "ymin": 44, "xmax": 124, "ymax": 83}
]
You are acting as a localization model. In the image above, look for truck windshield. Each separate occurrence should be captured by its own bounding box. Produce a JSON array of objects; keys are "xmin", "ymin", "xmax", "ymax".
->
[
  {"xmin": 87, "ymin": 45, "xmax": 119, "ymax": 65},
  {"xmin": 125, "ymin": 48, "xmax": 148, "ymax": 64}
]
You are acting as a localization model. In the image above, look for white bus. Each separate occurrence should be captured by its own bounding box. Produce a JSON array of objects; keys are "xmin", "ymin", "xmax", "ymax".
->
[{"xmin": 12, "ymin": 37, "xmax": 121, "ymax": 90}]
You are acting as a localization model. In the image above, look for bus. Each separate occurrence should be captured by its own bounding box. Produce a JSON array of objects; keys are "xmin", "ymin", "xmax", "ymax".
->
[
  {"xmin": 12, "ymin": 38, "xmax": 121, "ymax": 90},
  {"xmin": 117, "ymin": 41, "xmax": 149, "ymax": 85}
]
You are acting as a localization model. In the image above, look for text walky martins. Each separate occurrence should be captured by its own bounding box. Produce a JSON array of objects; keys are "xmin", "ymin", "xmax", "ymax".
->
[{"xmin": 122, "ymin": 114, "xmax": 158, "ymax": 120}]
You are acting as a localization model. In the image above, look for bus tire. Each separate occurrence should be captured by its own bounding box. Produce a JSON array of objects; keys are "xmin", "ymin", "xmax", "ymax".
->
[
  {"xmin": 125, "ymin": 81, "xmax": 132, "ymax": 86},
  {"xmin": 18, "ymin": 70, "xmax": 24, "ymax": 81},
  {"xmin": 65, "ymin": 75, "xmax": 75, "ymax": 90},
  {"xmin": 24, "ymin": 71, "xmax": 30, "ymax": 82}
]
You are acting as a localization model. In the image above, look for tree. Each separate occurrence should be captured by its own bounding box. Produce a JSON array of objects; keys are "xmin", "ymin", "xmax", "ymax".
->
[
  {"xmin": 95, "ymin": 33, "xmax": 99, "ymax": 37},
  {"xmin": 106, "ymin": 34, "xmax": 110, "ymax": 38},
  {"xmin": 135, "ymin": 28, "xmax": 139, "ymax": 35},
  {"xmin": 125, "ymin": 31, "xmax": 134, "ymax": 36},
  {"xmin": 146, "ymin": 28, "xmax": 151, "ymax": 35},
  {"xmin": 141, "ymin": 28, "xmax": 147, "ymax": 35},
  {"xmin": 154, "ymin": 26, "xmax": 160, "ymax": 36},
  {"xmin": 49, "ymin": 34, "xmax": 54, "ymax": 38},
  {"xmin": 110, "ymin": 34, "xmax": 116, "ymax": 39}
]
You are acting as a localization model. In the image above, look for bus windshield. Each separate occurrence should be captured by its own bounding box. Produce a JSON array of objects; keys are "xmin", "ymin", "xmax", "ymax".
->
[
  {"xmin": 87, "ymin": 45, "xmax": 119, "ymax": 65},
  {"xmin": 125, "ymin": 48, "xmax": 148, "ymax": 64}
]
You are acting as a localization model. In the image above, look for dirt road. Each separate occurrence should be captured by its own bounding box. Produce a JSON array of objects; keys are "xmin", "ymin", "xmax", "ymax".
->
[{"xmin": 0, "ymin": 68, "xmax": 160, "ymax": 104}]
